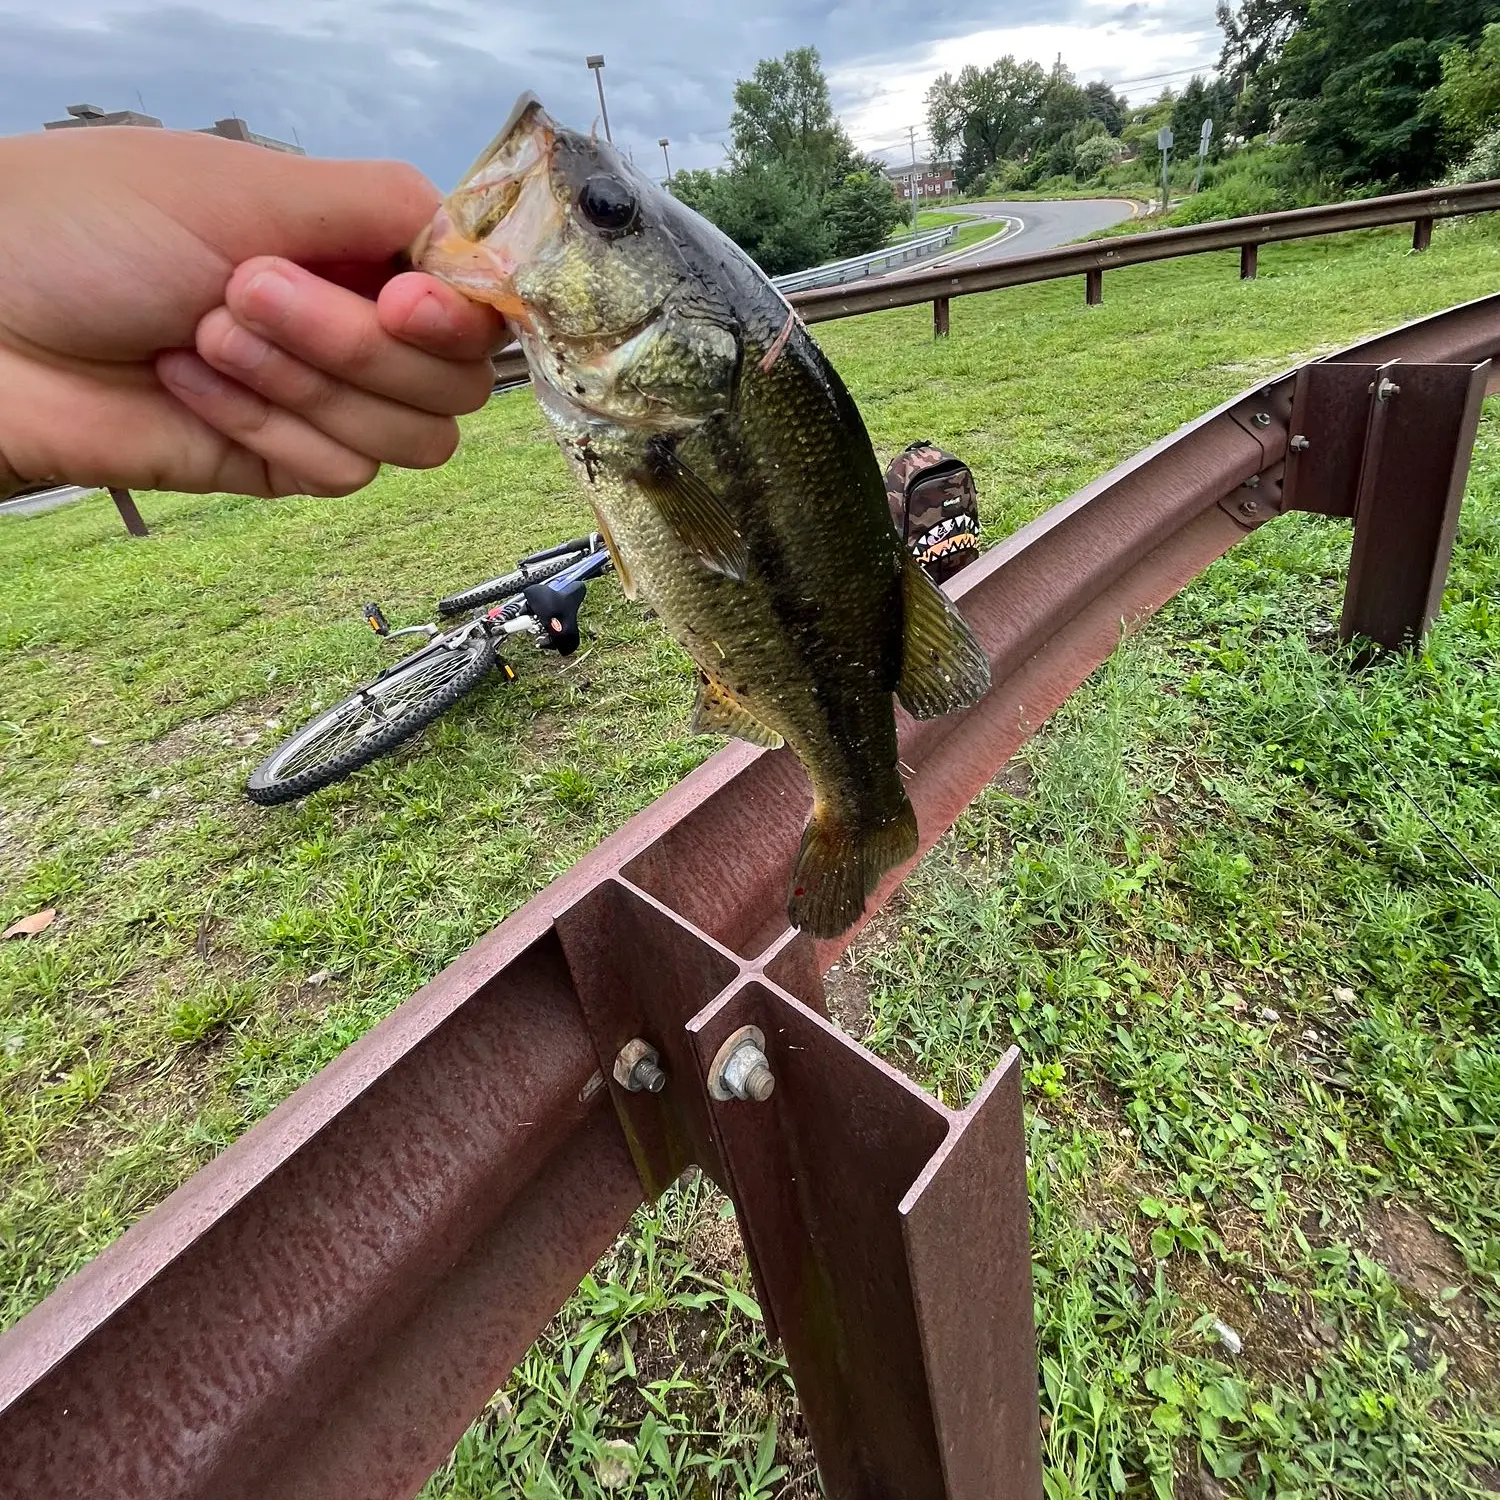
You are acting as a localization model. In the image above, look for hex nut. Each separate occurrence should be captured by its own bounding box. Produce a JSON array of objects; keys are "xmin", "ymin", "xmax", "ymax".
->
[
  {"xmin": 708, "ymin": 1025, "xmax": 775, "ymax": 1103},
  {"xmin": 613, "ymin": 1038, "xmax": 666, "ymax": 1094},
  {"xmin": 1252, "ymin": 411, "xmax": 1272, "ymax": 427}
]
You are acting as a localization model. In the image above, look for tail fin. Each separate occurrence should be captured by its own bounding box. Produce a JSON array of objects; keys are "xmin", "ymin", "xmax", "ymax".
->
[{"xmin": 786, "ymin": 796, "xmax": 919, "ymax": 939}]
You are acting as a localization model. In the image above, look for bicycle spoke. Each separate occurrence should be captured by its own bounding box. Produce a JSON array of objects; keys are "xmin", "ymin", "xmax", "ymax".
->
[{"xmin": 266, "ymin": 648, "xmax": 479, "ymax": 784}]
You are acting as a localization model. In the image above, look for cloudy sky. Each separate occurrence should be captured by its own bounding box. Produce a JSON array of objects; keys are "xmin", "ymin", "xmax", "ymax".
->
[{"xmin": 1, "ymin": 0, "xmax": 1220, "ymax": 186}]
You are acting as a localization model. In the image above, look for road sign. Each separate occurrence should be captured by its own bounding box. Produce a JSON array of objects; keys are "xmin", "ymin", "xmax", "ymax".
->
[
  {"xmin": 1157, "ymin": 126, "xmax": 1174, "ymax": 151},
  {"xmin": 1200, "ymin": 117, "xmax": 1214, "ymax": 148}
]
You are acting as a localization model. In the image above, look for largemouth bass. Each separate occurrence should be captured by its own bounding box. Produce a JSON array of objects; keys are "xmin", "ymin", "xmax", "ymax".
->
[{"xmin": 413, "ymin": 95, "xmax": 990, "ymax": 937}]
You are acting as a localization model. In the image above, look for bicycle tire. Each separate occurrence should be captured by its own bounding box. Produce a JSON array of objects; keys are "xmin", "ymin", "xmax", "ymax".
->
[
  {"xmin": 436, "ymin": 549, "xmax": 588, "ymax": 617},
  {"xmin": 246, "ymin": 637, "xmax": 495, "ymax": 805}
]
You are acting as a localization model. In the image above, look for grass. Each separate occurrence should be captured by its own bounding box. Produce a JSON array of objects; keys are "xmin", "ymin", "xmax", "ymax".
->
[
  {"xmin": 4, "ymin": 215, "xmax": 1500, "ymax": 1496},
  {"xmin": 899, "ymin": 208, "xmax": 1000, "ymax": 254}
]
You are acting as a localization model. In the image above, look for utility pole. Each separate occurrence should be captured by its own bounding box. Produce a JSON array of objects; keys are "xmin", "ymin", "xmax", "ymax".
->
[
  {"xmin": 907, "ymin": 124, "xmax": 919, "ymax": 222},
  {"xmin": 585, "ymin": 54, "xmax": 612, "ymax": 143},
  {"xmin": 658, "ymin": 137, "xmax": 672, "ymax": 182}
]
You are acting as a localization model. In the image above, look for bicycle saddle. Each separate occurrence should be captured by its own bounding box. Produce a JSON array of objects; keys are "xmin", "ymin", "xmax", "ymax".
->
[{"xmin": 523, "ymin": 577, "xmax": 586, "ymax": 655}]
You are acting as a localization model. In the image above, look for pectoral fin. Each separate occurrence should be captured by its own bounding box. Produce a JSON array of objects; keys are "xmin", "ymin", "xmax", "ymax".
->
[
  {"xmin": 589, "ymin": 504, "xmax": 636, "ymax": 599},
  {"xmin": 692, "ymin": 676, "xmax": 784, "ymax": 748},
  {"xmin": 896, "ymin": 560, "xmax": 991, "ymax": 718},
  {"xmin": 634, "ymin": 438, "xmax": 748, "ymax": 582}
]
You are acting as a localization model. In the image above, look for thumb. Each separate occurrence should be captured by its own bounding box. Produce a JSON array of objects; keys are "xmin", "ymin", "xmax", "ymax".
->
[{"xmin": 127, "ymin": 131, "xmax": 443, "ymax": 267}]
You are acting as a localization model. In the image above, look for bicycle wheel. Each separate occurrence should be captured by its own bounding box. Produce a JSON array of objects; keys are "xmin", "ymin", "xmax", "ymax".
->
[
  {"xmin": 246, "ymin": 638, "xmax": 495, "ymax": 805},
  {"xmin": 436, "ymin": 548, "xmax": 588, "ymax": 617}
]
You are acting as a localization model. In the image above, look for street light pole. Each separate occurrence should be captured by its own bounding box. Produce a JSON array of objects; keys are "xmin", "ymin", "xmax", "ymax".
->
[
  {"xmin": 658, "ymin": 137, "xmax": 671, "ymax": 181},
  {"xmin": 585, "ymin": 54, "xmax": 612, "ymax": 143}
]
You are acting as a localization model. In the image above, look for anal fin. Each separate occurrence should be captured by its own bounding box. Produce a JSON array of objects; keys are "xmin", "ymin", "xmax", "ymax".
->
[
  {"xmin": 692, "ymin": 676, "xmax": 784, "ymax": 748},
  {"xmin": 589, "ymin": 504, "xmax": 636, "ymax": 599},
  {"xmin": 634, "ymin": 438, "xmax": 748, "ymax": 582},
  {"xmin": 897, "ymin": 559, "xmax": 991, "ymax": 719}
]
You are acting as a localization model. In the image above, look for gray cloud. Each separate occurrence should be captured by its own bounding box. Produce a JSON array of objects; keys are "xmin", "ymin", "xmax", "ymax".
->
[{"xmin": 0, "ymin": 0, "xmax": 1217, "ymax": 187}]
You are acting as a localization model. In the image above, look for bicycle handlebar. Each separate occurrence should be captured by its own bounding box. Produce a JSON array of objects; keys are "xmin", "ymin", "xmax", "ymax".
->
[{"xmin": 517, "ymin": 534, "xmax": 598, "ymax": 568}]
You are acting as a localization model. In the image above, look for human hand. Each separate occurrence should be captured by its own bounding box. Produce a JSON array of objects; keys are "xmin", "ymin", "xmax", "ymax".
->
[{"xmin": 0, "ymin": 128, "xmax": 504, "ymax": 500}]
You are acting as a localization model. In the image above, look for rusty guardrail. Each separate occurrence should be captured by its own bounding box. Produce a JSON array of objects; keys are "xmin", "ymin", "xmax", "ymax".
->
[
  {"xmin": 3, "ymin": 293, "xmax": 1498, "ymax": 1500},
  {"xmin": 486, "ymin": 177, "xmax": 1500, "ymax": 383}
]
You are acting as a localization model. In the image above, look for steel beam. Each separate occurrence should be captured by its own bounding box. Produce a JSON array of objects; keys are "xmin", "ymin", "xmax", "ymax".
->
[
  {"xmin": 108, "ymin": 487, "xmax": 148, "ymax": 537},
  {"xmin": 1342, "ymin": 361, "xmax": 1490, "ymax": 649}
]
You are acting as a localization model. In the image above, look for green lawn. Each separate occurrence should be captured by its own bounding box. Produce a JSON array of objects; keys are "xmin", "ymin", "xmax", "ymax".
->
[
  {"xmin": 897, "ymin": 208, "xmax": 1001, "ymax": 255},
  {"xmin": 4, "ymin": 217, "xmax": 1500, "ymax": 1497}
]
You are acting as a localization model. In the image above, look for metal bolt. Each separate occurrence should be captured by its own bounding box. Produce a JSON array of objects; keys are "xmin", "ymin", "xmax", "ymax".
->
[
  {"xmin": 1376, "ymin": 378, "xmax": 1400, "ymax": 401},
  {"xmin": 613, "ymin": 1038, "xmax": 666, "ymax": 1094},
  {"xmin": 708, "ymin": 1025, "xmax": 775, "ymax": 1103},
  {"xmin": 1252, "ymin": 411, "xmax": 1271, "ymax": 427},
  {"xmin": 1289, "ymin": 434, "xmax": 1310, "ymax": 452},
  {"xmin": 1242, "ymin": 474, "xmax": 1260, "ymax": 489},
  {"xmin": 1239, "ymin": 497, "xmax": 1261, "ymax": 515}
]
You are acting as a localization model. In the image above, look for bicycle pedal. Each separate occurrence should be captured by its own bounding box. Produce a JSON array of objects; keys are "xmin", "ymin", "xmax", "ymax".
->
[{"xmin": 362, "ymin": 603, "xmax": 390, "ymax": 636}]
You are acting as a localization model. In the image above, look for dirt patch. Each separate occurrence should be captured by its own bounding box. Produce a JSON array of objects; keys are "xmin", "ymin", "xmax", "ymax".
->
[
  {"xmin": 1366, "ymin": 1201, "xmax": 1469, "ymax": 1306},
  {"xmin": 991, "ymin": 760, "xmax": 1033, "ymax": 800},
  {"xmin": 1364, "ymin": 1200, "xmax": 1497, "ymax": 1390},
  {"xmin": 822, "ymin": 962, "xmax": 871, "ymax": 1037}
]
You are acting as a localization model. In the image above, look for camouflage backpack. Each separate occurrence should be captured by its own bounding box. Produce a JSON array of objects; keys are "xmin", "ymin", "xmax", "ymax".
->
[{"xmin": 884, "ymin": 440, "xmax": 982, "ymax": 584}]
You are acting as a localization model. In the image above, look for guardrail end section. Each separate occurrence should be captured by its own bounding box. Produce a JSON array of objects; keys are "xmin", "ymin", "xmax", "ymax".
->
[
  {"xmin": 682, "ymin": 979, "xmax": 1042, "ymax": 1500},
  {"xmin": 1342, "ymin": 359, "xmax": 1490, "ymax": 651}
]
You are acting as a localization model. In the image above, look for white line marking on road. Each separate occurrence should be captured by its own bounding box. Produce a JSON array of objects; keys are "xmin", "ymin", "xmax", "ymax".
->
[{"xmin": 929, "ymin": 215, "xmax": 1024, "ymax": 268}]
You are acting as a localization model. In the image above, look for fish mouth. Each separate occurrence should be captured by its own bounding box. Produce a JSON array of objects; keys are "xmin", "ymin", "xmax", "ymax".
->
[{"xmin": 409, "ymin": 92, "xmax": 559, "ymax": 326}]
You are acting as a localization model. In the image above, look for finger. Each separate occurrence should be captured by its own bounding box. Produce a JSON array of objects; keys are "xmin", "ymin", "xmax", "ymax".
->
[
  {"xmin": 157, "ymin": 351, "xmax": 379, "ymax": 497},
  {"xmin": 0, "ymin": 344, "xmax": 294, "ymax": 498},
  {"xmin": 225, "ymin": 258, "xmax": 495, "ymax": 416},
  {"xmin": 377, "ymin": 272, "xmax": 507, "ymax": 360},
  {"xmin": 195, "ymin": 307, "xmax": 460, "ymax": 469}
]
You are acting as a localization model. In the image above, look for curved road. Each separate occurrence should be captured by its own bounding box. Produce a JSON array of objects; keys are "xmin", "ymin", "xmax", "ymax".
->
[{"xmin": 927, "ymin": 197, "xmax": 1139, "ymax": 269}]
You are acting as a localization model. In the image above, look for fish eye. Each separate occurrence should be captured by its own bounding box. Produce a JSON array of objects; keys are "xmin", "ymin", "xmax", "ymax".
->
[{"xmin": 578, "ymin": 175, "xmax": 637, "ymax": 232}]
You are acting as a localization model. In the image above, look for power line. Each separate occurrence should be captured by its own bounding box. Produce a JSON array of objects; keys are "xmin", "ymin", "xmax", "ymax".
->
[{"xmin": 1105, "ymin": 63, "xmax": 1220, "ymax": 89}]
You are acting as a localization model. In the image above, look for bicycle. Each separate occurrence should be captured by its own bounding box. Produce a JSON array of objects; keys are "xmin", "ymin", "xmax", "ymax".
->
[{"xmin": 245, "ymin": 535, "xmax": 613, "ymax": 806}]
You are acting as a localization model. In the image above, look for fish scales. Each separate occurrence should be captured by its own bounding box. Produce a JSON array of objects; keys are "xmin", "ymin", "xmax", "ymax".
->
[{"xmin": 414, "ymin": 94, "xmax": 989, "ymax": 936}]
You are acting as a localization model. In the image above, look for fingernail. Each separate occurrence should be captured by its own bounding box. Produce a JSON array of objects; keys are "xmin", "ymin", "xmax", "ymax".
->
[
  {"xmin": 244, "ymin": 266, "xmax": 296, "ymax": 324},
  {"xmin": 216, "ymin": 323, "xmax": 272, "ymax": 371},
  {"xmin": 403, "ymin": 292, "xmax": 450, "ymax": 340},
  {"xmin": 160, "ymin": 352, "xmax": 226, "ymax": 396}
]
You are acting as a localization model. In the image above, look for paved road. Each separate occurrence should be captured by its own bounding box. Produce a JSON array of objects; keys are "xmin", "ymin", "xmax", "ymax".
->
[
  {"xmin": 0, "ymin": 485, "xmax": 94, "ymax": 518},
  {"xmin": 931, "ymin": 197, "xmax": 1139, "ymax": 268}
]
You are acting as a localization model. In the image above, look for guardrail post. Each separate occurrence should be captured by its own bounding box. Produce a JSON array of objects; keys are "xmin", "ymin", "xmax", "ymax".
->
[
  {"xmin": 1240, "ymin": 244, "xmax": 1258, "ymax": 280},
  {"xmin": 108, "ymin": 487, "xmax": 148, "ymax": 537},
  {"xmin": 1340, "ymin": 360, "xmax": 1489, "ymax": 651},
  {"xmin": 1413, "ymin": 217, "xmax": 1433, "ymax": 252},
  {"xmin": 933, "ymin": 296, "xmax": 950, "ymax": 338},
  {"xmin": 1084, "ymin": 268, "xmax": 1103, "ymax": 306}
]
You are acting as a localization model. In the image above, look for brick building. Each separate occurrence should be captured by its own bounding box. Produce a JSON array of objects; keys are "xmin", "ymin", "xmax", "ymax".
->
[
  {"xmin": 42, "ymin": 103, "xmax": 303, "ymax": 153},
  {"xmin": 884, "ymin": 160, "xmax": 956, "ymax": 201}
]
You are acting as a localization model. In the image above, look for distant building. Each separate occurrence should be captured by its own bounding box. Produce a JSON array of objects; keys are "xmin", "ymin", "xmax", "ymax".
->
[
  {"xmin": 43, "ymin": 102, "xmax": 162, "ymax": 130},
  {"xmin": 885, "ymin": 160, "xmax": 956, "ymax": 201},
  {"xmin": 42, "ymin": 103, "xmax": 304, "ymax": 154}
]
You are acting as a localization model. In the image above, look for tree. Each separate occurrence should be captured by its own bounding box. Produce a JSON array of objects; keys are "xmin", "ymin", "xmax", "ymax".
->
[
  {"xmin": 1216, "ymin": 0, "xmax": 1308, "ymax": 86},
  {"xmin": 823, "ymin": 169, "xmax": 904, "ymax": 257},
  {"xmin": 1276, "ymin": 0, "xmax": 1493, "ymax": 186},
  {"xmin": 926, "ymin": 57, "xmax": 1048, "ymax": 188},
  {"xmin": 729, "ymin": 46, "xmax": 850, "ymax": 193},
  {"xmin": 1075, "ymin": 132, "xmax": 1125, "ymax": 179},
  {"xmin": 670, "ymin": 162, "xmax": 830, "ymax": 277},
  {"xmin": 1084, "ymin": 80, "xmax": 1127, "ymax": 136},
  {"xmin": 1430, "ymin": 23, "xmax": 1500, "ymax": 153},
  {"xmin": 1171, "ymin": 75, "xmax": 1237, "ymax": 158},
  {"xmin": 1030, "ymin": 61, "xmax": 1092, "ymax": 153}
]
